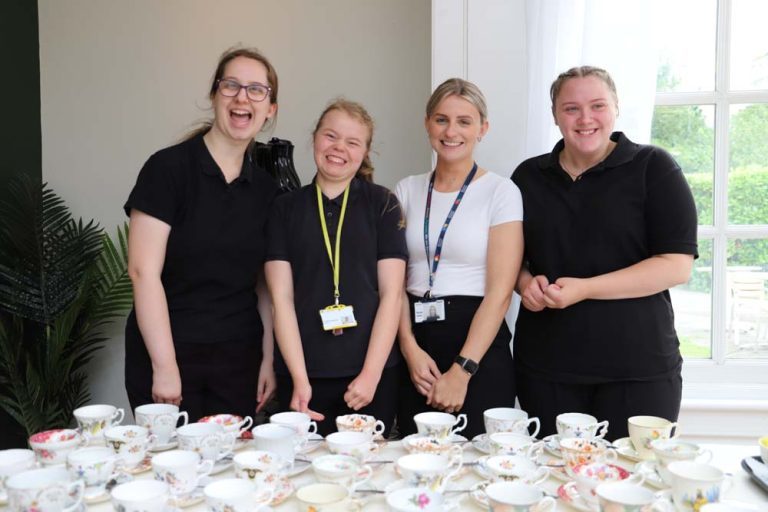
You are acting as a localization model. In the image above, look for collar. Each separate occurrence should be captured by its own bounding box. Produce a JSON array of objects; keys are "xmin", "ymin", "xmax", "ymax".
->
[
  {"xmin": 538, "ymin": 132, "xmax": 639, "ymax": 176},
  {"xmin": 195, "ymin": 133, "xmax": 254, "ymax": 183},
  {"xmin": 311, "ymin": 175, "xmax": 361, "ymax": 206}
]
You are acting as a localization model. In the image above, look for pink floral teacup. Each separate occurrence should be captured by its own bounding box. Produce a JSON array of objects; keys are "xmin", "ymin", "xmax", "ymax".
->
[{"xmin": 28, "ymin": 429, "xmax": 85, "ymax": 466}]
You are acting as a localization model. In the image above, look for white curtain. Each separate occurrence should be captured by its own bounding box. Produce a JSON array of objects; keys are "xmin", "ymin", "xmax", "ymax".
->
[{"xmin": 524, "ymin": 0, "xmax": 660, "ymax": 157}]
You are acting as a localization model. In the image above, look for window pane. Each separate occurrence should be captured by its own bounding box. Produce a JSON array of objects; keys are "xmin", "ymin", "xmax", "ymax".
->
[
  {"xmin": 672, "ymin": 239, "xmax": 712, "ymax": 359},
  {"xmin": 655, "ymin": 0, "xmax": 716, "ymax": 92},
  {"xmin": 651, "ymin": 105, "xmax": 714, "ymax": 225},
  {"xmin": 726, "ymin": 239, "xmax": 768, "ymax": 358},
  {"xmin": 729, "ymin": 104, "xmax": 768, "ymax": 225},
  {"xmin": 730, "ymin": 0, "xmax": 768, "ymax": 90}
]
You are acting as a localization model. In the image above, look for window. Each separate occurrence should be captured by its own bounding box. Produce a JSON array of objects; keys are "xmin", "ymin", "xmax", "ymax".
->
[{"xmin": 651, "ymin": 0, "xmax": 768, "ymax": 378}]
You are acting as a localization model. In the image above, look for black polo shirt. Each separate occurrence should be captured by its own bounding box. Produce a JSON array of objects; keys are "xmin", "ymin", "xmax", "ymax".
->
[
  {"xmin": 266, "ymin": 177, "xmax": 408, "ymax": 378},
  {"xmin": 124, "ymin": 134, "xmax": 277, "ymax": 345},
  {"xmin": 511, "ymin": 132, "xmax": 698, "ymax": 383}
]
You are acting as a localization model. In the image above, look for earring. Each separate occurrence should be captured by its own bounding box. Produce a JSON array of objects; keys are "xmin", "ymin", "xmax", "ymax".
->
[{"xmin": 477, "ymin": 137, "xmax": 482, "ymax": 142}]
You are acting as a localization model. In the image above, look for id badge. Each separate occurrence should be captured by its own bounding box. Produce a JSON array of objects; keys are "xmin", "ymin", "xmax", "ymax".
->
[
  {"xmin": 319, "ymin": 304, "xmax": 358, "ymax": 332},
  {"xmin": 414, "ymin": 299, "xmax": 446, "ymax": 324}
]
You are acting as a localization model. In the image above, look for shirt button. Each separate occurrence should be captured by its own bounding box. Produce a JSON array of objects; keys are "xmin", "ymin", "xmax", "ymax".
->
[{"xmin": 327, "ymin": 211, "xmax": 333, "ymax": 217}]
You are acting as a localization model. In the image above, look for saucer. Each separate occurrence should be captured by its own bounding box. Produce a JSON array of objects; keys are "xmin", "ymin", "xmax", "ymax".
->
[
  {"xmin": 469, "ymin": 480, "xmax": 491, "ymax": 508},
  {"xmin": 168, "ymin": 489, "xmax": 204, "ymax": 508},
  {"xmin": 233, "ymin": 437, "xmax": 251, "ymax": 451},
  {"xmin": 403, "ymin": 433, "xmax": 466, "ymax": 454},
  {"xmin": 270, "ymin": 477, "xmax": 295, "ymax": 506},
  {"xmin": 471, "ymin": 456, "xmax": 493, "ymax": 480},
  {"xmin": 125, "ymin": 455, "xmax": 153, "ymax": 474},
  {"xmin": 635, "ymin": 460, "xmax": 668, "ymax": 489},
  {"xmin": 297, "ymin": 432, "xmax": 324, "ymax": 454},
  {"xmin": 472, "ymin": 433, "xmax": 491, "ymax": 454},
  {"xmin": 285, "ymin": 458, "xmax": 312, "ymax": 477},
  {"xmin": 614, "ymin": 437, "xmax": 643, "ymax": 462},
  {"xmin": 209, "ymin": 459, "xmax": 234, "ymax": 475},
  {"xmin": 543, "ymin": 434, "xmax": 562, "ymax": 457},
  {"xmin": 149, "ymin": 440, "xmax": 178, "ymax": 452},
  {"xmin": 83, "ymin": 487, "xmax": 112, "ymax": 504},
  {"xmin": 557, "ymin": 483, "xmax": 598, "ymax": 512}
]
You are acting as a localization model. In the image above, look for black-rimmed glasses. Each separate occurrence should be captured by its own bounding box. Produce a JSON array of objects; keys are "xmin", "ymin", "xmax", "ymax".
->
[{"xmin": 216, "ymin": 79, "xmax": 271, "ymax": 102}]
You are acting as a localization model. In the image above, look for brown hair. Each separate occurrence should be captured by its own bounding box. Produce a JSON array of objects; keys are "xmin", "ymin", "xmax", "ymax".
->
[
  {"xmin": 550, "ymin": 65, "xmax": 618, "ymax": 118},
  {"xmin": 426, "ymin": 78, "xmax": 488, "ymax": 123},
  {"xmin": 312, "ymin": 98, "xmax": 375, "ymax": 182}
]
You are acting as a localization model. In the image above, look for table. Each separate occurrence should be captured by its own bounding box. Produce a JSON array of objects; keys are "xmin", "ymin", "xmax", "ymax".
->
[{"xmin": 93, "ymin": 440, "xmax": 768, "ymax": 511}]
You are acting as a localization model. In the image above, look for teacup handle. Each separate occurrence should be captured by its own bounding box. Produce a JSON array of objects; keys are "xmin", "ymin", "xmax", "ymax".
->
[
  {"xmin": 446, "ymin": 451, "xmax": 464, "ymax": 480},
  {"xmin": 696, "ymin": 449, "xmax": 713, "ymax": 464},
  {"xmin": 373, "ymin": 420, "xmax": 386, "ymax": 437},
  {"xmin": 237, "ymin": 416, "xmax": 254, "ymax": 437},
  {"xmin": 62, "ymin": 479, "xmax": 85, "ymax": 512},
  {"xmin": 530, "ymin": 466, "xmax": 549, "ymax": 486},
  {"xmin": 603, "ymin": 448, "xmax": 618, "ymax": 464},
  {"xmin": 562, "ymin": 481, "xmax": 581, "ymax": 501},
  {"xmin": 112, "ymin": 408, "xmax": 125, "ymax": 426},
  {"xmin": 176, "ymin": 411, "xmax": 189, "ymax": 427},
  {"xmin": 451, "ymin": 414, "xmax": 468, "ymax": 435},
  {"xmin": 307, "ymin": 421, "xmax": 318, "ymax": 436},
  {"xmin": 197, "ymin": 459, "xmax": 214, "ymax": 478},
  {"xmin": 594, "ymin": 420, "xmax": 610, "ymax": 439},
  {"xmin": 349, "ymin": 464, "xmax": 373, "ymax": 492},
  {"xmin": 650, "ymin": 494, "xmax": 675, "ymax": 512},
  {"xmin": 218, "ymin": 432, "xmax": 237, "ymax": 460},
  {"xmin": 668, "ymin": 422, "xmax": 679, "ymax": 439},
  {"xmin": 252, "ymin": 486, "xmax": 275, "ymax": 509},
  {"xmin": 537, "ymin": 496, "xmax": 557, "ymax": 512},
  {"xmin": 146, "ymin": 433, "xmax": 158, "ymax": 450},
  {"xmin": 526, "ymin": 441, "xmax": 545, "ymax": 460},
  {"xmin": 628, "ymin": 471, "xmax": 646, "ymax": 486},
  {"xmin": 524, "ymin": 417, "xmax": 541, "ymax": 438}
]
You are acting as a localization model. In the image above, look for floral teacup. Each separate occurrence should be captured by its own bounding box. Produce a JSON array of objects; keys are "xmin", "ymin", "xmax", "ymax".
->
[{"xmin": 28, "ymin": 429, "xmax": 85, "ymax": 466}]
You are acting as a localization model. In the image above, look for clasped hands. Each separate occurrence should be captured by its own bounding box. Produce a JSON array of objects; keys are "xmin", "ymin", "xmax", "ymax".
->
[
  {"xmin": 520, "ymin": 275, "xmax": 588, "ymax": 312},
  {"xmin": 406, "ymin": 346, "xmax": 469, "ymax": 414}
]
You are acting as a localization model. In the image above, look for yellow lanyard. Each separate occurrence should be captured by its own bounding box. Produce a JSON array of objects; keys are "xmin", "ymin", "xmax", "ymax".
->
[{"xmin": 316, "ymin": 183, "xmax": 349, "ymax": 305}]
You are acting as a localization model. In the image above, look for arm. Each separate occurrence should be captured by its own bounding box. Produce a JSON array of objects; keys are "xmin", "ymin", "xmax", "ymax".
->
[
  {"xmin": 516, "ymin": 266, "xmax": 550, "ymax": 312},
  {"xmin": 264, "ymin": 260, "xmax": 324, "ymax": 421},
  {"xmin": 397, "ymin": 286, "xmax": 442, "ymax": 397},
  {"xmin": 255, "ymin": 272, "xmax": 276, "ymax": 413},
  {"xmin": 542, "ymin": 253, "xmax": 694, "ymax": 309},
  {"xmin": 127, "ymin": 210, "xmax": 181, "ymax": 405},
  {"xmin": 428, "ymin": 221, "xmax": 524, "ymax": 413},
  {"xmin": 344, "ymin": 258, "xmax": 405, "ymax": 410}
]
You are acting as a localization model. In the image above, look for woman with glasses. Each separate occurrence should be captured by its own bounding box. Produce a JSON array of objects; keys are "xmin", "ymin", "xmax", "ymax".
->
[{"xmin": 124, "ymin": 47, "xmax": 279, "ymax": 422}]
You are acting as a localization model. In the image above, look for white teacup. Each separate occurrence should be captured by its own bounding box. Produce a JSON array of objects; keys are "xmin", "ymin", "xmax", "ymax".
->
[
  {"xmin": 295, "ymin": 482, "xmax": 353, "ymax": 511},
  {"xmin": 176, "ymin": 422, "xmax": 236, "ymax": 463},
  {"xmin": 28, "ymin": 429, "xmax": 85, "ymax": 466},
  {"xmin": 269, "ymin": 411, "xmax": 317, "ymax": 441},
  {"xmin": 73, "ymin": 404, "xmax": 124, "ymax": 444},
  {"xmin": 413, "ymin": 412, "xmax": 467, "ymax": 442},
  {"xmin": 488, "ymin": 432, "xmax": 543, "ymax": 458},
  {"xmin": 565, "ymin": 462, "xmax": 641, "ymax": 504},
  {"xmin": 204, "ymin": 478, "xmax": 273, "ymax": 512},
  {"xmin": 110, "ymin": 480, "xmax": 169, "ymax": 512},
  {"xmin": 312, "ymin": 454, "xmax": 373, "ymax": 492},
  {"xmin": 151, "ymin": 449, "xmax": 213, "ymax": 497},
  {"xmin": 251, "ymin": 423, "xmax": 301, "ymax": 464},
  {"xmin": 556, "ymin": 412, "xmax": 609, "ymax": 440},
  {"xmin": 484, "ymin": 407, "xmax": 541, "ymax": 437},
  {"xmin": 559, "ymin": 437, "xmax": 618, "ymax": 476},
  {"xmin": 6, "ymin": 467, "xmax": 84, "ymax": 512},
  {"xmin": 628, "ymin": 415, "xmax": 679, "ymax": 460},
  {"xmin": 484, "ymin": 455, "xmax": 549, "ymax": 484},
  {"xmin": 199, "ymin": 414, "xmax": 253, "ymax": 437},
  {"xmin": 66, "ymin": 446, "xmax": 120, "ymax": 494},
  {"xmin": 485, "ymin": 481, "xmax": 556, "ymax": 512},
  {"xmin": 651, "ymin": 439, "xmax": 713, "ymax": 486},
  {"xmin": 325, "ymin": 431, "xmax": 376, "ymax": 462},
  {"xmin": 0, "ymin": 449, "xmax": 36, "ymax": 501},
  {"xmin": 667, "ymin": 461, "xmax": 731, "ymax": 512},
  {"xmin": 233, "ymin": 450, "xmax": 289, "ymax": 491},
  {"xmin": 396, "ymin": 452, "xmax": 462, "ymax": 492},
  {"xmin": 335, "ymin": 414, "xmax": 386, "ymax": 437},
  {"xmin": 595, "ymin": 481, "xmax": 672, "ymax": 512},
  {"xmin": 104, "ymin": 425, "xmax": 155, "ymax": 469},
  {"xmin": 387, "ymin": 486, "xmax": 448, "ymax": 512},
  {"xmin": 134, "ymin": 403, "xmax": 189, "ymax": 445}
]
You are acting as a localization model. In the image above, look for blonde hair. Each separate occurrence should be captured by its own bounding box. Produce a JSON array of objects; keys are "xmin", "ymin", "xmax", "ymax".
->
[
  {"xmin": 426, "ymin": 78, "xmax": 488, "ymax": 123},
  {"xmin": 550, "ymin": 66, "xmax": 618, "ymax": 118},
  {"xmin": 312, "ymin": 98, "xmax": 375, "ymax": 182}
]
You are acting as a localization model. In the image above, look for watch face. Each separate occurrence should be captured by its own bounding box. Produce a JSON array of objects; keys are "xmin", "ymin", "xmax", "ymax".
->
[{"xmin": 456, "ymin": 356, "xmax": 478, "ymax": 375}]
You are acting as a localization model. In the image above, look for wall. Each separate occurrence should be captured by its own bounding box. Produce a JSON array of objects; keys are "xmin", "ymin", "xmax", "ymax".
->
[{"xmin": 38, "ymin": 0, "xmax": 431, "ymax": 419}]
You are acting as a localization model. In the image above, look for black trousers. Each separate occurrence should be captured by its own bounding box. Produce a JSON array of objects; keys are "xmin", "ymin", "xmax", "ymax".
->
[
  {"xmin": 397, "ymin": 295, "xmax": 516, "ymax": 439},
  {"xmin": 125, "ymin": 334, "xmax": 261, "ymax": 423},
  {"xmin": 275, "ymin": 364, "xmax": 399, "ymax": 438},
  {"xmin": 515, "ymin": 363, "xmax": 682, "ymax": 441}
]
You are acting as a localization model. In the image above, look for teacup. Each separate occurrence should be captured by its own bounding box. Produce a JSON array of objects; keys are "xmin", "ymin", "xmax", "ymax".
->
[
  {"xmin": 387, "ymin": 486, "xmax": 448, "ymax": 512},
  {"xmin": 204, "ymin": 478, "xmax": 273, "ymax": 512},
  {"xmin": 335, "ymin": 414, "xmax": 386, "ymax": 437},
  {"xmin": 233, "ymin": 450, "xmax": 289, "ymax": 490},
  {"xmin": 666, "ymin": 461, "xmax": 731, "ymax": 512},
  {"xmin": 484, "ymin": 407, "xmax": 541, "ymax": 437},
  {"xmin": 404, "ymin": 435, "xmax": 458, "ymax": 455},
  {"xmin": 151, "ymin": 449, "xmax": 213, "ymax": 497},
  {"xmin": 396, "ymin": 452, "xmax": 462, "ymax": 492},
  {"xmin": 295, "ymin": 482, "xmax": 354, "ymax": 511},
  {"xmin": 73, "ymin": 404, "xmax": 124, "ymax": 444},
  {"xmin": 325, "ymin": 431, "xmax": 376, "ymax": 462},
  {"xmin": 758, "ymin": 436, "xmax": 768, "ymax": 465},
  {"xmin": 134, "ymin": 403, "xmax": 189, "ymax": 445},
  {"xmin": 595, "ymin": 481, "xmax": 672, "ymax": 512},
  {"xmin": 488, "ymin": 432, "xmax": 543, "ymax": 458},
  {"xmin": 176, "ymin": 422, "xmax": 236, "ymax": 463},
  {"xmin": 199, "ymin": 414, "xmax": 253, "ymax": 437},
  {"xmin": 650, "ymin": 439, "xmax": 713, "ymax": 486},
  {"xmin": 66, "ymin": 446, "xmax": 120, "ymax": 494},
  {"xmin": 110, "ymin": 480, "xmax": 169, "ymax": 512},
  {"xmin": 0, "ymin": 449, "xmax": 36, "ymax": 501},
  {"xmin": 560, "ymin": 437, "xmax": 617, "ymax": 476},
  {"xmin": 484, "ymin": 455, "xmax": 549, "ymax": 484},
  {"xmin": 413, "ymin": 412, "xmax": 467, "ymax": 442},
  {"xmin": 6, "ymin": 467, "xmax": 84, "ymax": 512},
  {"xmin": 628, "ymin": 415, "xmax": 679, "ymax": 460},
  {"xmin": 104, "ymin": 425, "xmax": 155, "ymax": 469},
  {"xmin": 485, "ymin": 481, "xmax": 556, "ymax": 512},
  {"xmin": 564, "ymin": 462, "xmax": 641, "ymax": 504},
  {"xmin": 556, "ymin": 412, "xmax": 609, "ymax": 440},
  {"xmin": 28, "ymin": 429, "xmax": 85, "ymax": 467},
  {"xmin": 312, "ymin": 454, "xmax": 372, "ymax": 492},
  {"xmin": 269, "ymin": 411, "xmax": 317, "ymax": 441},
  {"xmin": 251, "ymin": 423, "xmax": 301, "ymax": 464}
]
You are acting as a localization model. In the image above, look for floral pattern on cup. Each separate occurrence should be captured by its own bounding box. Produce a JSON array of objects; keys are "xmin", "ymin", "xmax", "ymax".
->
[
  {"xmin": 556, "ymin": 412, "xmax": 609, "ymax": 440},
  {"xmin": 484, "ymin": 407, "xmax": 541, "ymax": 438},
  {"xmin": 387, "ymin": 487, "xmax": 446, "ymax": 512},
  {"xmin": 559, "ymin": 437, "xmax": 617, "ymax": 475},
  {"xmin": 104, "ymin": 425, "xmax": 155, "ymax": 470},
  {"xmin": 199, "ymin": 414, "xmax": 253, "ymax": 438},
  {"xmin": 488, "ymin": 432, "xmax": 543, "ymax": 459},
  {"xmin": 73, "ymin": 405, "xmax": 125, "ymax": 443},
  {"xmin": 335, "ymin": 414, "xmax": 386, "ymax": 437},
  {"xmin": 233, "ymin": 450, "xmax": 289, "ymax": 491},
  {"xmin": 485, "ymin": 455, "xmax": 549, "ymax": 485},
  {"xmin": 667, "ymin": 461, "xmax": 729, "ymax": 512},
  {"xmin": 28, "ymin": 429, "xmax": 84, "ymax": 466},
  {"xmin": 176, "ymin": 422, "xmax": 236, "ymax": 463},
  {"xmin": 152, "ymin": 449, "xmax": 213, "ymax": 497},
  {"xmin": 413, "ymin": 412, "xmax": 467, "ymax": 442},
  {"xmin": 134, "ymin": 404, "xmax": 189, "ymax": 446},
  {"xmin": 628, "ymin": 415, "xmax": 678, "ymax": 460},
  {"xmin": 6, "ymin": 467, "xmax": 85, "ymax": 512}
]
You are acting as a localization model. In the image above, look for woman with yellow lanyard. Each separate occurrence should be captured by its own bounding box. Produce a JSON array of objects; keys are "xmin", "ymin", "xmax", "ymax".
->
[{"xmin": 265, "ymin": 99, "xmax": 407, "ymax": 436}]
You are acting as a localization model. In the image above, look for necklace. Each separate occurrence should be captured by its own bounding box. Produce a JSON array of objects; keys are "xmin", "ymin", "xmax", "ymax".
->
[{"xmin": 560, "ymin": 142, "xmax": 616, "ymax": 181}]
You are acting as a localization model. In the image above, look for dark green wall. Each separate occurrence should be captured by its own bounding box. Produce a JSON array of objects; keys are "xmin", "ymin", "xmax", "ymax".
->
[{"xmin": 0, "ymin": 0, "xmax": 41, "ymax": 190}]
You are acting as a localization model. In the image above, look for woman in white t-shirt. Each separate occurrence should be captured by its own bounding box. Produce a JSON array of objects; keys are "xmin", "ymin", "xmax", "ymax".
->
[{"xmin": 394, "ymin": 78, "xmax": 524, "ymax": 438}]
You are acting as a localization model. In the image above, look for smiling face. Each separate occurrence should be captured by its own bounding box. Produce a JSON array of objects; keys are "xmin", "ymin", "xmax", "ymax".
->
[
  {"xmin": 313, "ymin": 108, "xmax": 371, "ymax": 187},
  {"xmin": 425, "ymin": 94, "xmax": 488, "ymax": 166},
  {"xmin": 553, "ymin": 75, "xmax": 618, "ymax": 162},
  {"xmin": 210, "ymin": 56, "xmax": 276, "ymax": 143}
]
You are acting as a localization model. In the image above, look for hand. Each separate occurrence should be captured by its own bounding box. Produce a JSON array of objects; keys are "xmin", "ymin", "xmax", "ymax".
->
[
  {"xmin": 543, "ymin": 277, "xmax": 589, "ymax": 309},
  {"xmin": 403, "ymin": 345, "xmax": 442, "ymax": 396},
  {"xmin": 289, "ymin": 380, "xmax": 325, "ymax": 421},
  {"xmin": 520, "ymin": 274, "xmax": 550, "ymax": 312},
  {"xmin": 427, "ymin": 365, "xmax": 470, "ymax": 413},
  {"xmin": 255, "ymin": 358, "xmax": 276, "ymax": 413},
  {"xmin": 344, "ymin": 369, "xmax": 380, "ymax": 411},
  {"xmin": 152, "ymin": 363, "xmax": 182, "ymax": 405}
]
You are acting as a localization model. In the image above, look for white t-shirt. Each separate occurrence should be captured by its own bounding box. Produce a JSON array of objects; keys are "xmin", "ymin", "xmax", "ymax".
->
[{"xmin": 394, "ymin": 171, "xmax": 523, "ymax": 297}]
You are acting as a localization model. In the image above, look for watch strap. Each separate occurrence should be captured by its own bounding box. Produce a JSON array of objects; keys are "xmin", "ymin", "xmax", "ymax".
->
[{"xmin": 454, "ymin": 355, "xmax": 479, "ymax": 376}]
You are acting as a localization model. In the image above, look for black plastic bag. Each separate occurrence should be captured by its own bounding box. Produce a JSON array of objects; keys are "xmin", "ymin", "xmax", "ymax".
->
[{"xmin": 252, "ymin": 137, "xmax": 301, "ymax": 194}]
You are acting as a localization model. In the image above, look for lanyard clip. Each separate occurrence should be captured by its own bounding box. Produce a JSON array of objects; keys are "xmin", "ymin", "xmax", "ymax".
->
[
  {"xmin": 424, "ymin": 290, "xmax": 432, "ymax": 300},
  {"xmin": 334, "ymin": 292, "xmax": 340, "ymax": 306}
]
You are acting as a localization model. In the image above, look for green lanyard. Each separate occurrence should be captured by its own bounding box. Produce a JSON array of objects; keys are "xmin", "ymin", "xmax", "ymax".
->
[{"xmin": 316, "ymin": 183, "xmax": 350, "ymax": 305}]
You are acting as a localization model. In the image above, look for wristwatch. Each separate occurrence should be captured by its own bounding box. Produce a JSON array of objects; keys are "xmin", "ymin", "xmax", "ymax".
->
[{"xmin": 454, "ymin": 355, "xmax": 479, "ymax": 376}]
